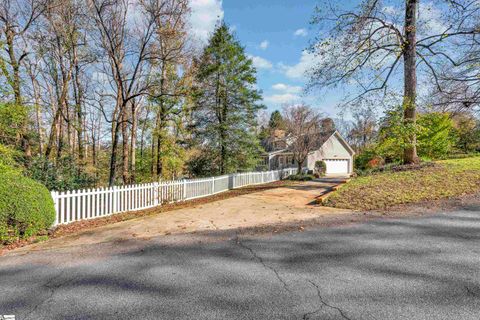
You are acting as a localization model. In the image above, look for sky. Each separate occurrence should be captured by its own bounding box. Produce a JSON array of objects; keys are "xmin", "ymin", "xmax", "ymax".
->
[{"xmin": 189, "ymin": 0, "xmax": 343, "ymax": 117}]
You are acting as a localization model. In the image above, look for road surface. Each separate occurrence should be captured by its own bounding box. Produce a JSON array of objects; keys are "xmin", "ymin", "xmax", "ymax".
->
[{"xmin": 0, "ymin": 208, "xmax": 479, "ymax": 319}]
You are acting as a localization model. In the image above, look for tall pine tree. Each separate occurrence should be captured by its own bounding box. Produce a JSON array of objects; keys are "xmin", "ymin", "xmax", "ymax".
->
[{"xmin": 192, "ymin": 24, "xmax": 264, "ymax": 175}]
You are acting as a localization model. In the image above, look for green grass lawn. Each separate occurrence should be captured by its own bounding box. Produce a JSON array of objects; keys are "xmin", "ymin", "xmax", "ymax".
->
[{"xmin": 326, "ymin": 156, "xmax": 480, "ymax": 210}]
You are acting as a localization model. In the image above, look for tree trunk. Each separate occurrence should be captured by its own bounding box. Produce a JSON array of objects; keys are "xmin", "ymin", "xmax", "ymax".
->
[
  {"xmin": 121, "ymin": 108, "xmax": 129, "ymax": 184},
  {"xmin": 156, "ymin": 133, "xmax": 162, "ymax": 177},
  {"xmin": 109, "ymin": 122, "xmax": 120, "ymax": 186},
  {"xmin": 403, "ymin": 0, "xmax": 419, "ymax": 164},
  {"xmin": 72, "ymin": 44, "xmax": 85, "ymax": 166},
  {"xmin": 130, "ymin": 101, "xmax": 138, "ymax": 183},
  {"xmin": 151, "ymin": 137, "xmax": 155, "ymax": 177},
  {"xmin": 297, "ymin": 162, "xmax": 302, "ymax": 175},
  {"xmin": 220, "ymin": 131, "xmax": 226, "ymax": 175},
  {"xmin": 31, "ymin": 76, "xmax": 44, "ymax": 154},
  {"xmin": 5, "ymin": 28, "xmax": 31, "ymax": 159}
]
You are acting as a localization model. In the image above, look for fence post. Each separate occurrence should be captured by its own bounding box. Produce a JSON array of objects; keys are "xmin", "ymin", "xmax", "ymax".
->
[
  {"xmin": 183, "ymin": 179, "xmax": 187, "ymax": 200},
  {"xmin": 113, "ymin": 186, "xmax": 117, "ymax": 214},
  {"xmin": 51, "ymin": 191, "xmax": 58, "ymax": 226},
  {"xmin": 154, "ymin": 182, "xmax": 159, "ymax": 206}
]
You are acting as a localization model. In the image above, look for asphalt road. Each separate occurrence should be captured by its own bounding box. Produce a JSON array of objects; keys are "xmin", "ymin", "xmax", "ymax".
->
[{"xmin": 1, "ymin": 208, "xmax": 479, "ymax": 319}]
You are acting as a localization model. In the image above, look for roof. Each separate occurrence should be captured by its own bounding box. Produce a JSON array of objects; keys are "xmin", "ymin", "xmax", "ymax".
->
[
  {"xmin": 284, "ymin": 130, "xmax": 336, "ymax": 152},
  {"xmin": 263, "ymin": 130, "xmax": 355, "ymax": 156}
]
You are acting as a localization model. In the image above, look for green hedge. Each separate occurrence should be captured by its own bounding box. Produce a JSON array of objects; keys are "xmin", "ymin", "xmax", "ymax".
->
[
  {"xmin": 0, "ymin": 170, "xmax": 55, "ymax": 243},
  {"xmin": 287, "ymin": 174, "xmax": 315, "ymax": 181}
]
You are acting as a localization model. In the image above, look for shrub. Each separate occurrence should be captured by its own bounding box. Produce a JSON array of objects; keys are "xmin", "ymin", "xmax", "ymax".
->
[
  {"xmin": 417, "ymin": 112, "xmax": 456, "ymax": 159},
  {"xmin": 0, "ymin": 144, "xmax": 23, "ymax": 174},
  {"xmin": 28, "ymin": 155, "xmax": 96, "ymax": 191},
  {"xmin": 366, "ymin": 156, "xmax": 385, "ymax": 169},
  {"xmin": 314, "ymin": 160, "xmax": 326, "ymax": 177},
  {"xmin": 288, "ymin": 174, "xmax": 314, "ymax": 181},
  {"xmin": 0, "ymin": 170, "xmax": 55, "ymax": 244},
  {"xmin": 354, "ymin": 147, "xmax": 379, "ymax": 170}
]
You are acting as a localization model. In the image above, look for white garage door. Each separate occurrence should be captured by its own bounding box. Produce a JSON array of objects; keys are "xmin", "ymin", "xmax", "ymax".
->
[{"xmin": 324, "ymin": 159, "xmax": 349, "ymax": 175}]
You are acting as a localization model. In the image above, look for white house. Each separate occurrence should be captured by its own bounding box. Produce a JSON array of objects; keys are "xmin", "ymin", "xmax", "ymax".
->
[{"xmin": 261, "ymin": 130, "xmax": 355, "ymax": 176}]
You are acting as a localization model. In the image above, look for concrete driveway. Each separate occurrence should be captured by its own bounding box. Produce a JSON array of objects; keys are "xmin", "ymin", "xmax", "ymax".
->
[
  {"xmin": 14, "ymin": 180, "xmax": 349, "ymax": 252},
  {"xmin": 1, "ymin": 206, "xmax": 479, "ymax": 319}
]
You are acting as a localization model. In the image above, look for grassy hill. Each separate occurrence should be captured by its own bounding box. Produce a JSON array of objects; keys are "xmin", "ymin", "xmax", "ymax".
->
[{"xmin": 326, "ymin": 157, "xmax": 480, "ymax": 210}]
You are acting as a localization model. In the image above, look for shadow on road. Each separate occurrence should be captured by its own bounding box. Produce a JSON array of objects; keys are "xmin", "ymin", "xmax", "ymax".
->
[{"xmin": 1, "ymin": 210, "xmax": 480, "ymax": 319}]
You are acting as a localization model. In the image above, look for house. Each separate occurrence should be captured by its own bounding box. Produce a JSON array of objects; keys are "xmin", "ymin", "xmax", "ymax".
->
[{"xmin": 261, "ymin": 129, "xmax": 355, "ymax": 176}]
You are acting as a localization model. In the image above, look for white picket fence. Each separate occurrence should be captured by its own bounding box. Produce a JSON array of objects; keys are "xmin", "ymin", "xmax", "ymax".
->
[{"xmin": 50, "ymin": 168, "xmax": 296, "ymax": 226}]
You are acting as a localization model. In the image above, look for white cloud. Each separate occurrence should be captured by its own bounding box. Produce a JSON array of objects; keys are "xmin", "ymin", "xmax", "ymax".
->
[
  {"xmin": 272, "ymin": 83, "xmax": 303, "ymax": 94},
  {"xmin": 418, "ymin": 2, "xmax": 446, "ymax": 36},
  {"xmin": 189, "ymin": 0, "xmax": 224, "ymax": 43},
  {"xmin": 248, "ymin": 55, "xmax": 273, "ymax": 70},
  {"xmin": 278, "ymin": 50, "xmax": 316, "ymax": 80},
  {"xmin": 382, "ymin": 5, "xmax": 397, "ymax": 15},
  {"xmin": 264, "ymin": 93, "xmax": 301, "ymax": 105},
  {"xmin": 260, "ymin": 40, "xmax": 269, "ymax": 50},
  {"xmin": 294, "ymin": 28, "xmax": 308, "ymax": 37}
]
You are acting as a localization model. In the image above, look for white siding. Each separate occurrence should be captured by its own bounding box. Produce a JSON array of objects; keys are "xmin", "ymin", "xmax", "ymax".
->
[{"xmin": 307, "ymin": 133, "xmax": 354, "ymax": 173}]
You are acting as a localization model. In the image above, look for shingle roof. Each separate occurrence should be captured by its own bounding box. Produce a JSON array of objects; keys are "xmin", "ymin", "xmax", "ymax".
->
[
  {"xmin": 262, "ymin": 130, "xmax": 336, "ymax": 153},
  {"xmin": 284, "ymin": 130, "xmax": 336, "ymax": 152}
]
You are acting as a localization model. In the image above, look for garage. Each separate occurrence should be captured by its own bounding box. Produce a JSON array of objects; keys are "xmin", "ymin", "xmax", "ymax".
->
[{"xmin": 324, "ymin": 159, "xmax": 350, "ymax": 175}]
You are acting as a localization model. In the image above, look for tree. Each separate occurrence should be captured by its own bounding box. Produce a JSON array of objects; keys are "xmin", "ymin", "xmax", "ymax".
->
[
  {"xmin": 347, "ymin": 108, "xmax": 377, "ymax": 152},
  {"xmin": 148, "ymin": 0, "xmax": 190, "ymax": 179},
  {"xmin": 0, "ymin": 0, "xmax": 45, "ymax": 158},
  {"xmin": 320, "ymin": 117, "xmax": 335, "ymax": 132},
  {"xmin": 268, "ymin": 110, "xmax": 284, "ymax": 131},
  {"xmin": 89, "ymin": 0, "xmax": 158, "ymax": 186},
  {"xmin": 192, "ymin": 24, "xmax": 264, "ymax": 175},
  {"xmin": 452, "ymin": 112, "xmax": 480, "ymax": 153},
  {"xmin": 417, "ymin": 112, "xmax": 456, "ymax": 159},
  {"xmin": 376, "ymin": 106, "xmax": 412, "ymax": 163},
  {"xmin": 282, "ymin": 104, "xmax": 322, "ymax": 174},
  {"xmin": 376, "ymin": 106, "xmax": 456, "ymax": 161},
  {"xmin": 308, "ymin": 0, "xmax": 480, "ymax": 164}
]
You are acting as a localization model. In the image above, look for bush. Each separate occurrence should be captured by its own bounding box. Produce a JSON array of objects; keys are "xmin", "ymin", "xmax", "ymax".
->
[
  {"xmin": 28, "ymin": 155, "xmax": 96, "ymax": 191},
  {"xmin": 366, "ymin": 156, "xmax": 385, "ymax": 169},
  {"xmin": 0, "ymin": 144, "xmax": 23, "ymax": 174},
  {"xmin": 287, "ymin": 174, "xmax": 315, "ymax": 181},
  {"xmin": 0, "ymin": 170, "xmax": 55, "ymax": 244},
  {"xmin": 314, "ymin": 160, "xmax": 326, "ymax": 177}
]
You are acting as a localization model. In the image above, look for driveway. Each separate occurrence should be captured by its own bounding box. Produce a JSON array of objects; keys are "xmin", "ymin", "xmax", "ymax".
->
[
  {"xmin": 14, "ymin": 180, "xmax": 349, "ymax": 252},
  {"xmin": 1, "ymin": 206, "xmax": 479, "ymax": 319}
]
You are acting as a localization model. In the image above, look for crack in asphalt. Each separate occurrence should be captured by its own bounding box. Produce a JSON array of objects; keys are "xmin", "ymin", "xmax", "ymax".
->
[
  {"xmin": 465, "ymin": 286, "xmax": 478, "ymax": 297},
  {"xmin": 23, "ymin": 268, "xmax": 73, "ymax": 320},
  {"xmin": 235, "ymin": 236, "xmax": 293, "ymax": 295},
  {"xmin": 305, "ymin": 279, "xmax": 353, "ymax": 320}
]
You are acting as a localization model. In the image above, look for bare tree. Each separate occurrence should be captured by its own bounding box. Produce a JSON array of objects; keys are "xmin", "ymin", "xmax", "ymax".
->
[
  {"xmin": 308, "ymin": 0, "xmax": 480, "ymax": 164},
  {"xmin": 282, "ymin": 104, "xmax": 322, "ymax": 174},
  {"xmin": 347, "ymin": 107, "xmax": 377, "ymax": 152},
  {"xmin": 0, "ymin": 0, "xmax": 45, "ymax": 157},
  {"xmin": 89, "ymin": 0, "xmax": 159, "ymax": 186},
  {"xmin": 148, "ymin": 0, "xmax": 191, "ymax": 178}
]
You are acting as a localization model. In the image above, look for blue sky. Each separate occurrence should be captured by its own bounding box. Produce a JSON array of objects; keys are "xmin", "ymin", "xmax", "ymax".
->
[
  {"xmin": 190, "ymin": 0, "xmax": 343, "ymax": 117},
  {"xmin": 223, "ymin": 0, "xmax": 341, "ymax": 116}
]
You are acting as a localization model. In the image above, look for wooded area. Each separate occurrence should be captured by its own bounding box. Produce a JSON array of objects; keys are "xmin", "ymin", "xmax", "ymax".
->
[
  {"xmin": 308, "ymin": 0, "xmax": 480, "ymax": 165},
  {"xmin": 0, "ymin": 0, "xmax": 265, "ymax": 190},
  {"xmin": 2, "ymin": 0, "xmax": 480, "ymax": 191}
]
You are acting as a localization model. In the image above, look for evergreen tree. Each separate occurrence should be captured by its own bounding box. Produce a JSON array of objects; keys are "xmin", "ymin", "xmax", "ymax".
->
[
  {"xmin": 192, "ymin": 24, "xmax": 264, "ymax": 175},
  {"xmin": 268, "ymin": 110, "xmax": 284, "ymax": 131}
]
